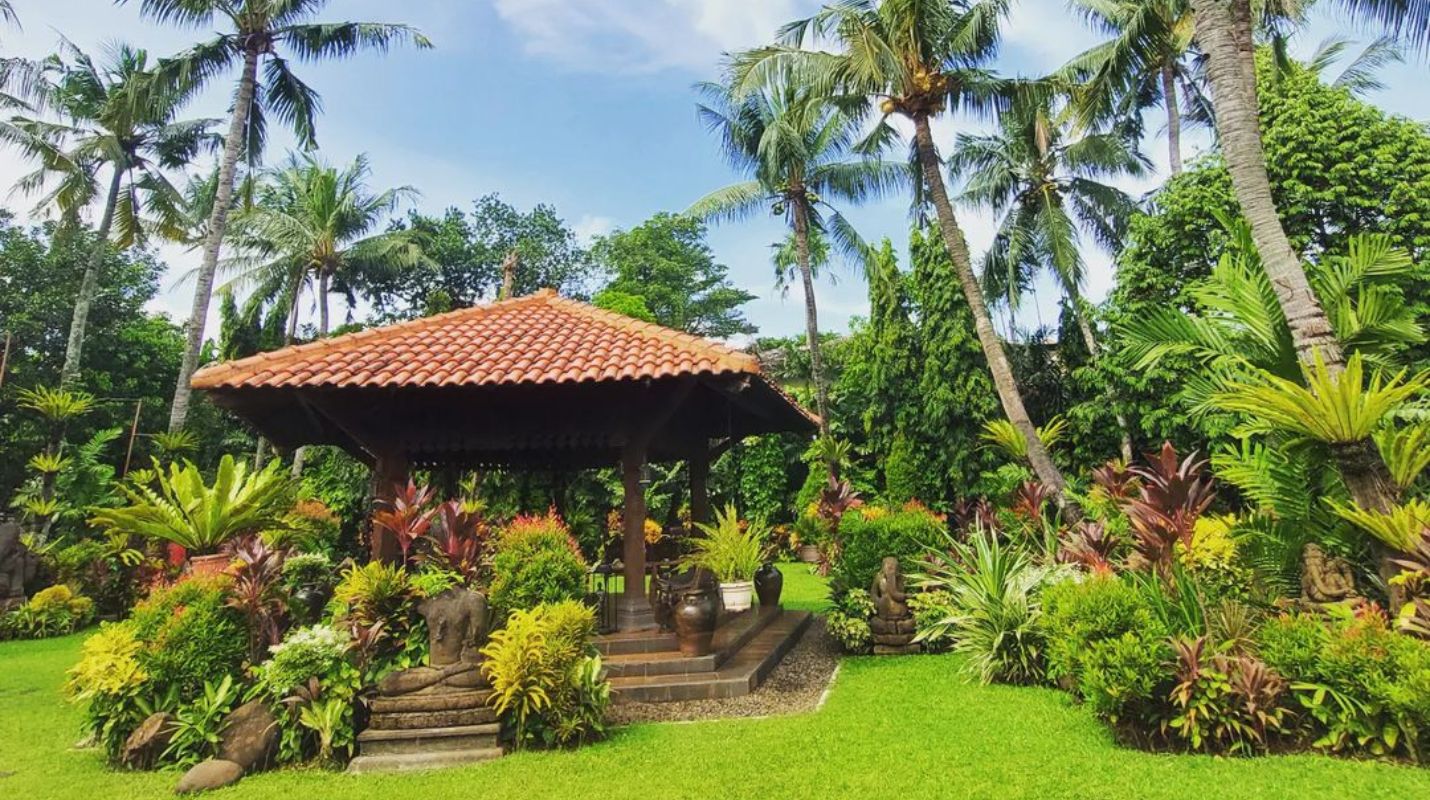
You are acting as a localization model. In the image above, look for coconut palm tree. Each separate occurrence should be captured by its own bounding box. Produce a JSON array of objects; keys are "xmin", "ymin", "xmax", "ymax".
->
[
  {"xmin": 733, "ymin": 0, "xmax": 1070, "ymax": 493},
  {"xmin": 952, "ymin": 93, "xmax": 1147, "ymax": 459},
  {"xmin": 1061, "ymin": 0, "xmax": 1206, "ymax": 174},
  {"xmin": 1332, "ymin": 0, "xmax": 1430, "ymax": 56},
  {"xmin": 3, "ymin": 42, "xmax": 218, "ymax": 386},
  {"xmin": 225, "ymin": 152, "xmax": 424, "ymax": 342},
  {"xmin": 688, "ymin": 78, "xmax": 906, "ymax": 438},
  {"xmin": 1187, "ymin": 0, "xmax": 1398, "ymax": 514},
  {"xmin": 121, "ymin": 0, "xmax": 431, "ymax": 434}
]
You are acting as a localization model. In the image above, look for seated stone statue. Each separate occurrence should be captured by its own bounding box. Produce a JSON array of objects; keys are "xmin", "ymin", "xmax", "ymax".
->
[
  {"xmin": 377, "ymin": 587, "xmax": 490, "ymax": 696},
  {"xmin": 0, "ymin": 517, "xmax": 36, "ymax": 612},
  {"xmin": 869, "ymin": 557, "xmax": 918, "ymax": 653},
  {"xmin": 1300, "ymin": 543, "xmax": 1359, "ymax": 605}
]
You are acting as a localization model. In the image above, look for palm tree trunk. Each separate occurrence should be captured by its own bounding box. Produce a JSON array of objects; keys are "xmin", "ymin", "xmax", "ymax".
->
[
  {"xmin": 911, "ymin": 114, "xmax": 1067, "ymax": 494},
  {"xmin": 60, "ymin": 164, "xmax": 124, "ymax": 387},
  {"xmin": 791, "ymin": 197, "xmax": 831, "ymax": 442},
  {"xmin": 1160, "ymin": 65, "xmax": 1183, "ymax": 176},
  {"xmin": 1192, "ymin": 0, "xmax": 1399, "ymax": 554},
  {"xmin": 167, "ymin": 47, "xmax": 260, "ymax": 433},
  {"xmin": 1189, "ymin": 0, "xmax": 1343, "ymax": 370},
  {"xmin": 318, "ymin": 271, "xmax": 330, "ymax": 337}
]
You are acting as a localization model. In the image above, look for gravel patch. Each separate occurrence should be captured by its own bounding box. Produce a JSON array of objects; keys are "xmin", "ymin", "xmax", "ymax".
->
[{"xmin": 607, "ymin": 617, "xmax": 842, "ymax": 726}]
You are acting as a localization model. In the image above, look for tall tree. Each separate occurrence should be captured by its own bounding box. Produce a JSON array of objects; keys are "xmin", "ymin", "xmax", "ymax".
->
[
  {"xmin": 124, "ymin": 0, "xmax": 431, "ymax": 433},
  {"xmin": 4, "ymin": 42, "xmax": 217, "ymax": 385},
  {"xmin": 1188, "ymin": 0, "xmax": 1397, "ymax": 513},
  {"xmin": 1061, "ymin": 0, "xmax": 1204, "ymax": 174},
  {"xmin": 590, "ymin": 212, "xmax": 756, "ymax": 339},
  {"xmin": 735, "ymin": 0, "xmax": 1070, "ymax": 493},
  {"xmin": 225, "ymin": 152, "xmax": 424, "ymax": 342},
  {"xmin": 688, "ymin": 79, "xmax": 905, "ymax": 435},
  {"xmin": 951, "ymin": 93, "xmax": 1147, "ymax": 458},
  {"xmin": 1332, "ymin": 0, "xmax": 1430, "ymax": 56}
]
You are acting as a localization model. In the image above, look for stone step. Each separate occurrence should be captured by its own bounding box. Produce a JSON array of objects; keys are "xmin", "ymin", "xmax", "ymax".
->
[
  {"xmin": 357, "ymin": 723, "xmax": 501, "ymax": 756},
  {"xmin": 368, "ymin": 690, "xmax": 490, "ymax": 715},
  {"xmin": 368, "ymin": 706, "xmax": 497, "ymax": 730},
  {"xmin": 609, "ymin": 611, "xmax": 811, "ymax": 703},
  {"xmin": 347, "ymin": 746, "xmax": 504, "ymax": 774},
  {"xmin": 601, "ymin": 650, "xmax": 717, "ymax": 678},
  {"xmin": 594, "ymin": 630, "xmax": 678, "ymax": 657}
]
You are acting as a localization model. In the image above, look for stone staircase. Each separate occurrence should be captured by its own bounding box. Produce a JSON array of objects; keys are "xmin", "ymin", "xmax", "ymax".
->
[
  {"xmin": 599, "ymin": 609, "xmax": 812, "ymax": 703},
  {"xmin": 347, "ymin": 689, "xmax": 503, "ymax": 773}
]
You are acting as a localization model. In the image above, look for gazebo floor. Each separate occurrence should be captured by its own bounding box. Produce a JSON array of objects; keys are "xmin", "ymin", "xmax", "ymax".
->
[{"xmin": 598, "ymin": 608, "xmax": 813, "ymax": 703}]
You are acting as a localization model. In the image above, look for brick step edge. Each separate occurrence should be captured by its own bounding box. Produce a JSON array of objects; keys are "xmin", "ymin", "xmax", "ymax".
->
[
  {"xmin": 358, "ymin": 722, "xmax": 501, "ymax": 743},
  {"xmin": 602, "ymin": 652, "xmax": 717, "ymax": 678},
  {"xmin": 347, "ymin": 747, "xmax": 504, "ymax": 774}
]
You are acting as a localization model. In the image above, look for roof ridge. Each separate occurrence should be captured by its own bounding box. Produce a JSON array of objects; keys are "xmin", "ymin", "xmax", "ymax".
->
[
  {"xmin": 544, "ymin": 294, "xmax": 758, "ymax": 372},
  {"xmin": 191, "ymin": 292, "xmax": 550, "ymax": 386}
]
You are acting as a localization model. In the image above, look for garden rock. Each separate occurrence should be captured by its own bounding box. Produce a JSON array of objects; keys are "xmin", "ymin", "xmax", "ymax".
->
[
  {"xmin": 174, "ymin": 759, "xmax": 243, "ymax": 794},
  {"xmin": 216, "ymin": 701, "xmax": 277, "ymax": 771},
  {"xmin": 0, "ymin": 516, "xmax": 37, "ymax": 610},
  {"xmin": 120, "ymin": 711, "xmax": 174, "ymax": 770}
]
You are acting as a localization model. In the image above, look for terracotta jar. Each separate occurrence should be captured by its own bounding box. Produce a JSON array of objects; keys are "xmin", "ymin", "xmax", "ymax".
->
[
  {"xmin": 188, "ymin": 553, "xmax": 231, "ymax": 577},
  {"xmin": 673, "ymin": 588, "xmax": 718, "ymax": 657},
  {"xmin": 754, "ymin": 562, "xmax": 783, "ymax": 608}
]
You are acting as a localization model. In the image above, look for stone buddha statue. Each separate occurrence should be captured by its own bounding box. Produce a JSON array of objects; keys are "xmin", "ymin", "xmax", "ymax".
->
[
  {"xmin": 377, "ymin": 587, "xmax": 490, "ymax": 696},
  {"xmin": 1300, "ymin": 543, "xmax": 1359, "ymax": 605}
]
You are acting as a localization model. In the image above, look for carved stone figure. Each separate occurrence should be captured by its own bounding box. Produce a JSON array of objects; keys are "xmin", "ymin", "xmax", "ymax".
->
[
  {"xmin": 1300, "ymin": 543, "xmax": 1359, "ymax": 604},
  {"xmin": 0, "ymin": 517, "xmax": 37, "ymax": 611},
  {"xmin": 869, "ymin": 557, "xmax": 919, "ymax": 655},
  {"xmin": 377, "ymin": 587, "xmax": 490, "ymax": 696}
]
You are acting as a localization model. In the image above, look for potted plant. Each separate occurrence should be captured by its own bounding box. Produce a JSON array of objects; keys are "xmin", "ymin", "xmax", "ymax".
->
[
  {"xmin": 684, "ymin": 504, "xmax": 767, "ymax": 613},
  {"xmin": 90, "ymin": 455, "xmax": 293, "ymax": 575}
]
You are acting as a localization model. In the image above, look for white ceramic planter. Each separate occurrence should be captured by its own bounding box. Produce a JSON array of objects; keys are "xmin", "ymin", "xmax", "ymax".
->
[{"xmin": 720, "ymin": 580, "xmax": 754, "ymax": 612}]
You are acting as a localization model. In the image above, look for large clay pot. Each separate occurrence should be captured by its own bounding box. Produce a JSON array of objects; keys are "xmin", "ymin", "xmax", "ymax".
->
[
  {"xmin": 754, "ymin": 562, "xmax": 783, "ymax": 608},
  {"xmin": 797, "ymin": 544, "xmax": 821, "ymax": 564},
  {"xmin": 673, "ymin": 588, "xmax": 718, "ymax": 656},
  {"xmin": 291, "ymin": 583, "xmax": 331, "ymax": 625},
  {"xmin": 188, "ymin": 553, "xmax": 231, "ymax": 577}
]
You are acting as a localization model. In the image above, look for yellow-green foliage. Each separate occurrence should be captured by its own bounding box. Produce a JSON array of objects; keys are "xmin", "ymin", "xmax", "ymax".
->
[
  {"xmin": 1375, "ymin": 422, "xmax": 1430, "ymax": 489},
  {"xmin": 333, "ymin": 561, "xmax": 410, "ymax": 624},
  {"xmin": 1180, "ymin": 515, "xmax": 1238, "ymax": 571},
  {"xmin": 66, "ymin": 622, "xmax": 147, "ymax": 701},
  {"xmin": 480, "ymin": 601, "xmax": 607, "ymax": 748},
  {"xmin": 1328, "ymin": 497, "xmax": 1430, "ymax": 551},
  {"xmin": 685, "ymin": 504, "xmax": 767, "ymax": 583},
  {"xmin": 980, "ymin": 416, "xmax": 1066, "ymax": 461}
]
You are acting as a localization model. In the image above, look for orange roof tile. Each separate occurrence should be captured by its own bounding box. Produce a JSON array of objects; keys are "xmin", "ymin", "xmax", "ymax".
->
[{"xmin": 190, "ymin": 289, "xmax": 764, "ymax": 391}]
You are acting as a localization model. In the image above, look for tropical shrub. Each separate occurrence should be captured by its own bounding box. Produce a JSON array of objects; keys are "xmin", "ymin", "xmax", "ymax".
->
[
  {"xmin": 257, "ymin": 625, "xmax": 362, "ymax": 765},
  {"xmin": 281, "ymin": 552, "xmax": 334, "ymax": 592},
  {"xmin": 128, "ymin": 577, "xmax": 247, "ymax": 696},
  {"xmin": 915, "ymin": 529, "xmax": 1058, "ymax": 684},
  {"xmin": 332, "ymin": 561, "xmax": 411, "ymax": 626},
  {"xmin": 907, "ymin": 589, "xmax": 957, "ymax": 652},
  {"xmin": 65, "ymin": 622, "xmax": 158, "ymax": 759},
  {"xmin": 1165, "ymin": 636, "xmax": 1288, "ymax": 754},
  {"xmin": 1041, "ymin": 575, "xmax": 1172, "ymax": 723},
  {"xmin": 163, "ymin": 675, "xmax": 241, "ymax": 767},
  {"xmin": 91, "ymin": 455, "xmax": 294, "ymax": 554},
  {"xmin": 0, "ymin": 583, "xmax": 95, "ymax": 639},
  {"xmin": 1258, "ymin": 609, "xmax": 1430, "ymax": 760},
  {"xmin": 489, "ymin": 513, "xmax": 587, "ymax": 617},
  {"xmin": 684, "ymin": 504, "xmax": 767, "ymax": 583},
  {"xmin": 51, "ymin": 533, "xmax": 152, "ymax": 618},
  {"xmin": 257, "ymin": 624, "xmax": 352, "ymax": 696},
  {"xmin": 831, "ymin": 502, "xmax": 943, "ymax": 594},
  {"xmin": 480, "ymin": 601, "xmax": 609, "ymax": 749}
]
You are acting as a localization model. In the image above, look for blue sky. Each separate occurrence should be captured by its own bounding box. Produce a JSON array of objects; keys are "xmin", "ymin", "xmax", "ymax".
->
[{"xmin": 5, "ymin": 0, "xmax": 1427, "ymax": 342}]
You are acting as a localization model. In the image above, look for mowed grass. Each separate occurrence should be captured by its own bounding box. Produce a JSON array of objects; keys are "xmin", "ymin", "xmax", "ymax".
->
[{"xmin": 2, "ymin": 564, "xmax": 1426, "ymax": 800}]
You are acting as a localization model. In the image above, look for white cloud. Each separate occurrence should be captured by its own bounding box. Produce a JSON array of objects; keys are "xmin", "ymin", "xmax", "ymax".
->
[
  {"xmin": 573, "ymin": 213, "xmax": 616, "ymax": 243},
  {"xmin": 491, "ymin": 0, "xmax": 812, "ymax": 74}
]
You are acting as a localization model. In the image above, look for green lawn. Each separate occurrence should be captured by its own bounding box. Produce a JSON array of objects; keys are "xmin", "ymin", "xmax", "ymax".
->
[{"xmin": 2, "ymin": 564, "xmax": 1426, "ymax": 799}]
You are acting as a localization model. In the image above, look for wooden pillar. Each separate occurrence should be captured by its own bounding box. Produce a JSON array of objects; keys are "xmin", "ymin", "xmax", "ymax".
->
[
  {"xmin": 368, "ymin": 451, "xmax": 409, "ymax": 563},
  {"xmin": 616, "ymin": 442, "xmax": 655, "ymax": 631},
  {"xmin": 689, "ymin": 449, "xmax": 711, "ymax": 528}
]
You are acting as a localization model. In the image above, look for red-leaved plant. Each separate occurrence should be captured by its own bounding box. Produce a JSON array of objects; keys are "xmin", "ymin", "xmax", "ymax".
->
[
  {"xmin": 224, "ymin": 535, "xmax": 288, "ymax": 662},
  {"xmin": 1058, "ymin": 519, "xmax": 1118, "ymax": 575},
  {"xmin": 373, "ymin": 480, "xmax": 438, "ymax": 564},
  {"xmin": 422, "ymin": 500, "xmax": 489, "ymax": 581},
  {"xmin": 1124, "ymin": 443, "xmax": 1216, "ymax": 576}
]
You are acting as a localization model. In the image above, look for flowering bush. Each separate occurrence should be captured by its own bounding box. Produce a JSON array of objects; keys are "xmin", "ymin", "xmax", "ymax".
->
[{"xmin": 257, "ymin": 624, "xmax": 352, "ymax": 695}]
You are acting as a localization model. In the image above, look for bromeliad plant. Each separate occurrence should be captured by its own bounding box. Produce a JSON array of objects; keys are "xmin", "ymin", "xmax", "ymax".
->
[{"xmin": 91, "ymin": 455, "xmax": 293, "ymax": 555}]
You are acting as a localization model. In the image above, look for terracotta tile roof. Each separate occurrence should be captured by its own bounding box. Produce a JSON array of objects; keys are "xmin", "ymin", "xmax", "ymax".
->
[{"xmin": 190, "ymin": 289, "xmax": 765, "ymax": 391}]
